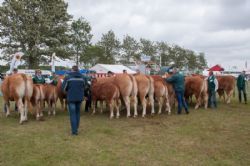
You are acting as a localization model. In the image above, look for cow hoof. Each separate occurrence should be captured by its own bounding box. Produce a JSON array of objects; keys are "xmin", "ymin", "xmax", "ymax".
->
[
  {"xmin": 168, "ymin": 112, "xmax": 171, "ymax": 115},
  {"xmin": 6, "ymin": 114, "xmax": 10, "ymax": 118},
  {"xmin": 133, "ymin": 115, "xmax": 138, "ymax": 118},
  {"xmin": 116, "ymin": 116, "xmax": 120, "ymax": 119},
  {"xmin": 142, "ymin": 115, "xmax": 146, "ymax": 118},
  {"xmin": 19, "ymin": 121, "xmax": 24, "ymax": 125},
  {"xmin": 158, "ymin": 112, "xmax": 161, "ymax": 115},
  {"xmin": 110, "ymin": 116, "xmax": 114, "ymax": 119}
]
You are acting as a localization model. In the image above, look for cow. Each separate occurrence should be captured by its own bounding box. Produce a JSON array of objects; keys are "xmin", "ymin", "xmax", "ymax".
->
[
  {"xmin": 30, "ymin": 84, "xmax": 45, "ymax": 120},
  {"xmin": 184, "ymin": 76, "xmax": 208, "ymax": 109},
  {"xmin": 163, "ymin": 74, "xmax": 176, "ymax": 109},
  {"xmin": 150, "ymin": 75, "xmax": 171, "ymax": 114},
  {"xmin": 216, "ymin": 75, "xmax": 236, "ymax": 104},
  {"xmin": 94, "ymin": 73, "xmax": 138, "ymax": 118},
  {"xmin": 133, "ymin": 73, "xmax": 155, "ymax": 117},
  {"xmin": 1, "ymin": 74, "xmax": 33, "ymax": 124},
  {"xmin": 56, "ymin": 75, "xmax": 67, "ymax": 111},
  {"xmin": 91, "ymin": 79, "xmax": 120, "ymax": 118},
  {"xmin": 43, "ymin": 84, "xmax": 58, "ymax": 116}
]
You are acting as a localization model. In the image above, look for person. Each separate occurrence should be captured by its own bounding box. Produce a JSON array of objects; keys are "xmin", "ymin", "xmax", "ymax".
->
[
  {"xmin": 207, "ymin": 71, "xmax": 218, "ymax": 108},
  {"xmin": 48, "ymin": 72, "xmax": 58, "ymax": 85},
  {"xmin": 123, "ymin": 70, "xmax": 127, "ymax": 74},
  {"xmin": 165, "ymin": 68, "xmax": 189, "ymax": 114},
  {"xmin": 84, "ymin": 73, "xmax": 92, "ymax": 112},
  {"xmin": 13, "ymin": 68, "xmax": 18, "ymax": 74},
  {"xmin": 237, "ymin": 71, "xmax": 247, "ymax": 104},
  {"xmin": 33, "ymin": 69, "xmax": 45, "ymax": 84},
  {"xmin": 107, "ymin": 71, "xmax": 114, "ymax": 77},
  {"xmin": 62, "ymin": 66, "xmax": 86, "ymax": 135}
]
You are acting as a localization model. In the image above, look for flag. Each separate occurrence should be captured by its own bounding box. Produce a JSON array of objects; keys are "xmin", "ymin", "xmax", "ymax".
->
[
  {"xmin": 9, "ymin": 52, "xmax": 23, "ymax": 73},
  {"xmin": 51, "ymin": 52, "xmax": 56, "ymax": 72}
]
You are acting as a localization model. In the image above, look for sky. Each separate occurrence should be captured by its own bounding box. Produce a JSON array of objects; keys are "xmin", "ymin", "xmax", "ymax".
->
[
  {"xmin": 1, "ymin": 0, "xmax": 250, "ymax": 70},
  {"xmin": 65, "ymin": 0, "xmax": 250, "ymax": 70}
]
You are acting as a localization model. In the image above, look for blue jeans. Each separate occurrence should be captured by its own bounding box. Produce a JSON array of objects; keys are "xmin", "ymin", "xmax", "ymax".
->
[
  {"xmin": 175, "ymin": 91, "xmax": 189, "ymax": 114},
  {"xmin": 238, "ymin": 88, "xmax": 247, "ymax": 103},
  {"xmin": 68, "ymin": 102, "xmax": 82, "ymax": 135},
  {"xmin": 208, "ymin": 90, "xmax": 217, "ymax": 108}
]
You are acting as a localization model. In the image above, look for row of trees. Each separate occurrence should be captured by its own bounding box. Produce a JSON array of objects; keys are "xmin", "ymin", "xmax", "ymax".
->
[{"xmin": 0, "ymin": 0, "xmax": 207, "ymax": 70}]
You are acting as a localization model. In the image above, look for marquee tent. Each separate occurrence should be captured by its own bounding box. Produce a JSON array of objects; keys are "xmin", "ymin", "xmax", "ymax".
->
[{"xmin": 90, "ymin": 64, "xmax": 136, "ymax": 74}]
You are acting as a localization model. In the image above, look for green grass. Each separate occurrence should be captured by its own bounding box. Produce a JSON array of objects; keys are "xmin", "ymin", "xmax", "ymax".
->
[{"xmin": 0, "ymin": 85, "xmax": 250, "ymax": 166}]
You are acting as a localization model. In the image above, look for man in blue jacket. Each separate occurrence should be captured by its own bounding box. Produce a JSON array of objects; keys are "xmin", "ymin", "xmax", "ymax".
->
[
  {"xmin": 62, "ymin": 66, "xmax": 86, "ymax": 135},
  {"xmin": 165, "ymin": 68, "xmax": 189, "ymax": 115}
]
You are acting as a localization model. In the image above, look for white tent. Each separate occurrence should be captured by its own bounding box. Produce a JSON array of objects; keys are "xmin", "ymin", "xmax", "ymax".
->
[{"xmin": 90, "ymin": 64, "xmax": 136, "ymax": 74}]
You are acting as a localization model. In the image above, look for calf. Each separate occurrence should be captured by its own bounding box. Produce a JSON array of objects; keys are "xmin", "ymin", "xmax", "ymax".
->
[
  {"xmin": 43, "ymin": 84, "xmax": 58, "ymax": 116},
  {"xmin": 91, "ymin": 79, "xmax": 120, "ymax": 119},
  {"xmin": 56, "ymin": 75, "xmax": 67, "ymax": 111},
  {"xmin": 151, "ymin": 75, "xmax": 171, "ymax": 114},
  {"xmin": 216, "ymin": 75, "xmax": 235, "ymax": 104},
  {"xmin": 185, "ymin": 76, "xmax": 208, "ymax": 109},
  {"xmin": 1, "ymin": 74, "xmax": 33, "ymax": 124},
  {"xmin": 31, "ymin": 84, "xmax": 45, "ymax": 120}
]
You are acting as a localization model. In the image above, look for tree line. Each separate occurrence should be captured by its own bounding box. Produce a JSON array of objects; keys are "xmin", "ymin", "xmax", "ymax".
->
[{"xmin": 0, "ymin": 0, "xmax": 207, "ymax": 70}]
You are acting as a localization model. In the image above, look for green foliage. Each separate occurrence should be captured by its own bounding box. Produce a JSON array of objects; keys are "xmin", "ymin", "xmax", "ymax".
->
[
  {"xmin": 80, "ymin": 45, "xmax": 105, "ymax": 68},
  {"xmin": 139, "ymin": 38, "xmax": 157, "ymax": 61},
  {"xmin": 69, "ymin": 17, "xmax": 93, "ymax": 66},
  {"xmin": 97, "ymin": 30, "xmax": 120, "ymax": 64},
  {"xmin": 121, "ymin": 35, "xmax": 140, "ymax": 63},
  {"xmin": 0, "ymin": 0, "xmax": 72, "ymax": 68}
]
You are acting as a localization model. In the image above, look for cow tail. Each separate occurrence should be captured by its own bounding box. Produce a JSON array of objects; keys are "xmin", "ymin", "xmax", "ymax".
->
[
  {"xmin": 128, "ymin": 74, "xmax": 138, "ymax": 96},
  {"xmin": 20, "ymin": 74, "xmax": 30, "ymax": 107},
  {"xmin": 146, "ymin": 76, "xmax": 154, "ymax": 95}
]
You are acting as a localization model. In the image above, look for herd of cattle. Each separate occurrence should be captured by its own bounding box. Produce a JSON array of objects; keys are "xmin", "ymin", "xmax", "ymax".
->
[{"xmin": 0, "ymin": 73, "xmax": 235, "ymax": 124}]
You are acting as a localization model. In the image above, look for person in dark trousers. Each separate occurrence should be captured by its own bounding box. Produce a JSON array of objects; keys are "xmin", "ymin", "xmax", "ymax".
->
[
  {"xmin": 207, "ymin": 71, "xmax": 218, "ymax": 109},
  {"xmin": 165, "ymin": 68, "xmax": 189, "ymax": 114},
  {"xmin": 62, "ymin": 66, "xmax": 86, "ymax": 135},
  {"xmin": 84, "ymin": 73, "xmax": 92, "ymax": 112},
  {"xmin": 237, "ymin": 71, "xmax": 247, "ymax": 104}
]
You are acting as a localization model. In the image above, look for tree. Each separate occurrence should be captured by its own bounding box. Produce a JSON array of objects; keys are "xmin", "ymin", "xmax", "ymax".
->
[
  {"xmin": 197, "ymin": 52, "xmax": 207, "ymax": 69},
  {"xmin": 97, "ymin": 30, "xmax": 120, "ymax": 64},
  {"xmin": 69, "ymin": 17, "xmax": 92, "ymax": 66},
  {"xmin": 80, "ymin": 45, "xmax": 105, "ymax": 68},
  {"xmin": 156, "ymin": 41, "xmax": 171, "ymax": 66},
  {"xmin": 121, "ymin": 35, "xmax": 139, "ymax": 63},
  {"xmin": 0, "ymin": 0, "xmax": 71, "ymax": 68},
  {"xmin": 185, "ymin": 49, "xmax": 197, "ymax": 70},
  {"xmin": 139, "ymin": 38, "xmax": 157, "ymax": 61}
]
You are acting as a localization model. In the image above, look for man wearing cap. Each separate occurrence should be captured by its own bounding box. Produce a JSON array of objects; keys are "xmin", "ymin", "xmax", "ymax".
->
[
  {"xmin": 165, "ymin": 68, "xmax": 189, "ymax": 114},
  {"xmin": 237, "ymin": 71, "xmax": 247, "ymax": 104},
  {"xmin": 33, "ymin": 69, "xmax": 45, "ymax": 84},
  {"xmin": 62, "ymin": 66, "xmax": 86, "ymax": 135},
  {"xmin": 207, "ymin": 71, "xmax": 218, "ymax": 108}
]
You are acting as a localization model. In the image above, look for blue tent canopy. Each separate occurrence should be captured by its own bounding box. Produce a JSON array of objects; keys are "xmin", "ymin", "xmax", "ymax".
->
[{"xmin": 55, "ymin": 69, "xmax": 95, "ymax": 75}]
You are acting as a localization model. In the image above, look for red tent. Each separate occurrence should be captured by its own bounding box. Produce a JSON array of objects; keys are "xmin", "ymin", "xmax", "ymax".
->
[{"xmin": 208, "ymin": 65, "xmax": 224, "ymax": 71}]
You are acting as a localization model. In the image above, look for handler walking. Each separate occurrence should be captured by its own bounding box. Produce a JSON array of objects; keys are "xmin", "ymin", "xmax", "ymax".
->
[
  {"xmin": 237, "ymin": 71, "xmax": 247, "ymax": 104},
  {"xmin": 165, "ymin": 68, "xmax": 189, "ymax": 115},
  {"xmin": 62, "ymin": 66, "xmax": 86, "ymax": 135}
]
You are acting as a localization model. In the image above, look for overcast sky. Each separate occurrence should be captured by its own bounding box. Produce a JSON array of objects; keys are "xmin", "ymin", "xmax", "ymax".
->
[{"xmin": 65, "ymin": 0, "xmax": 250, "ymax": 70}]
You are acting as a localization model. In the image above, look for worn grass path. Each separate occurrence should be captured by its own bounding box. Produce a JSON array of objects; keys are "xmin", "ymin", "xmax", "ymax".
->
[{"xmin": 0, "ymin": 88, "xmax": 250, "ymax": 166}]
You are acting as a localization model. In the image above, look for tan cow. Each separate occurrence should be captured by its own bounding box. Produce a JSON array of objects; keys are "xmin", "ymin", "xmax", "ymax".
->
[
  {"xmin": 43, "ymin": 84, "xmax": 58, "ymax": 115},
  {"xmin": 56, "ymin": 75, "xmax": 67, "ymax": 111},
  {"xmin": 1, "ymin": 74, "xmax": 33, "ymax": 124},
  {"xmin": 133, "ymin": 73, "xmax": 154, "ymax": 117},
  {"xmin": 216, "ymin": 75, "xmax": 235, "ymax": 104},
  {"xmin": 185, "ymin": 76, "xmax": 208, "ymax": 109},
  {"xmin": 150, "ymin": 75, "xmax": 171, "ymax": 114},
  {"xmin": 95, "ymin": 73, "xmax": 138, "ymax": 117},
  {"xmin": 30, "ymin": 84, "xmax": 45, "ymax": 120},
  {"xmin": 91, "ymin": 79, "xmax": 120, "ymax": 118}
]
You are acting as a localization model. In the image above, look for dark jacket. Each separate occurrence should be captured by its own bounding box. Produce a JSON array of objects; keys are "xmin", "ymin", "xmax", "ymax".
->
[
  {"xmin": 237, "ymin": 74, "xmax": 246, "ymax": 89},
  {"xmin": 165, "ymin": 72, "xmax": 185, "ymax": 92},
  {"xmin": 61, "ymin": 71, "xmax": 86, "ymax": 102}
]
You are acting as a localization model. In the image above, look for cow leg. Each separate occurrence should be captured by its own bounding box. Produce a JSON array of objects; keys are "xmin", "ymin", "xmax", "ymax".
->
[
  {"xmin": 109, "ymin": 100, "xmax": 114, "ymax": 119},
  {"xmin": 149, "ymin": 93, "xmax": 155, "ymax": 115},
  {"xmin": 133, "ymin": 96, "xmax": 138, "ymax": 118},
  {"xmin": 4, "ymin": 101, "xmax": 10, "ymax": 117},
  {"xmin": 92, "ymin": 100, "xmax": 96, "ymax": 115},
  {"xmin": 204, "ymin": 93, "xmax": 208, "ymax": 109},
  {"xmin": 157, "ymin": 97, "xmax": 162, "ymax": 114},
  {"xmin": 140, "ymin": 95, "xmax": 147, "ymax": 118},
  {"xmin": 48, "ymin": 100, "xmax": 52, "ymax": 116},
  {"xmin": 17, "ymin": 99, "xmax": 25, "ymax": 124},
  {"xmin": 115, "ymin": 100, "xmax": 120, "ymax": 118},
  {"xmin": 194, "ymin": 93, "xmax": 200, "ymax": 109},
  {"xmin": 123, "ymin": 96, "xmax": 131, "ymax": 118},
  {"xmin": 165, "ymin": 96, "xmax": 171, "ymax": 115},
  {"xmin": 53, "ymin": 101, "xmax": 56, "ymax": 116},
  {"xmin": 226, "ymin": 90, "xmax": 233, "ymax": 104}
]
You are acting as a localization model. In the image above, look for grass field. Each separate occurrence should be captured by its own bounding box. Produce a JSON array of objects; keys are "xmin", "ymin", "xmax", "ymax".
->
[{"xmin": 0, "ymin": 86, "xmax": 250, "ymax": 166}]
